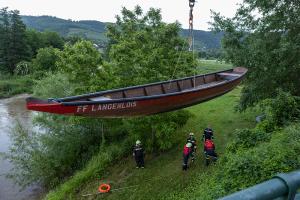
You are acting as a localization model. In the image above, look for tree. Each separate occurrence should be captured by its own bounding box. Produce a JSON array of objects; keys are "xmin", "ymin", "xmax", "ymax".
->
[
  {"xmin": 106, "ymin": 6, "xmax": 194, "ymax": 151},
  {"xmin": 0, "ymin": 7, "xmax": 11, "ymax": 73},
  {"xmin": 0, "ymin": 8, "xmax": 65, "ymax": 74},
  {"xmin": 0, "ymin": 8, "xmax": 30, "ymax": 74},
  {"xmin": 31, "ymin": 47, "xmax": 60, "ymax": 73},
  {"xmin": 56, "ymin": 40, "xmax": 106, "ymax": 93},
  {"xmin": 26, "ymin": 29, "xmax": 46, "ymax": 56},
  {"xmin": 106, "ymin": 6, "xmax": 196, "ymax": 88},
  {"xmin": 64, "ymin": 35, "xmax": 83, "ymax": 45},
  {"xmin": 43, "ymin": 31, "xmax": 64, "ymax": 49},
  {"xmin": 7, "ymin": 10, "xmax": 30, "ymax": 74},
  {"xmin": 26, "ymin": 29, "xmax": 65, "ymax": 59},
  {"xmin": 211, "ymin": 0, "xmax": 300, "ymax": 110},
  {"xmin": 123, "ymin": 110, "xmax": 191, "ymax": 152}
]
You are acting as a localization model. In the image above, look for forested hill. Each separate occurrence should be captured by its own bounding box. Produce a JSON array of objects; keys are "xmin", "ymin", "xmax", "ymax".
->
[
  {"xmin": 21, "ymin": 15, "xmax": 222, "ymax": 49},
  {"xmin": 21, "ymin": 15, "xmax": 107, "ymax": 45}
]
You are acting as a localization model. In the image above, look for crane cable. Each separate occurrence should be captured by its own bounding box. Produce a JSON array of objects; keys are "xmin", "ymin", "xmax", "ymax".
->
[
  {"xmin": 188, "ymin": 0, "xmax": 195, "ymax": 52},
  {"xmin": 168, "ymin": 0, "xmax": 196, "ymax": 89},
  {"xmin": 189, "ymin": 0, "xmax": 197, "ymax": 88}
]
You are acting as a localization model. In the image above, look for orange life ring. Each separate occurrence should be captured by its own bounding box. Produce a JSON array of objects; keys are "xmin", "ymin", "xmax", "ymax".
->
[{"xmin": 98, "ymin": 183, "xmax": 111, "ymax": 193}]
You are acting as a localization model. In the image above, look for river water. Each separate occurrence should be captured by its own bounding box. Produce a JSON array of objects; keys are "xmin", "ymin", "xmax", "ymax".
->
[{"xmin": 0, "ymin": 95, "xmax": 44, "ymax": 200}]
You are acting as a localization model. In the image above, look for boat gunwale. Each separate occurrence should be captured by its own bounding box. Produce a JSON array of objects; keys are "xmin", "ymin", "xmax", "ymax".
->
[{"xmin": 59, "ymin": 67, "xmax": 247, "ymax": 106}]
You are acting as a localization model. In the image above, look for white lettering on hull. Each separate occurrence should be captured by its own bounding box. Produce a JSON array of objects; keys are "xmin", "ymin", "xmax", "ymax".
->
[
  {"xmin": 76, "ymin": 102, "xmax": 137, "ymax": 113},
  {"xmin": 76, "ymin": 105, "xmax": 89, "ymax": 113}
]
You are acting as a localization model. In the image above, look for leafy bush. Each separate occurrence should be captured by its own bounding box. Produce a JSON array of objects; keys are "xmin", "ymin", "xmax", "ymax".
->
[
  {"xmin": 33, "ymin": 72, "xmax": 75, "ymax": 98},
  {"xmin": 226, "ymin": 128, "xmax": 271, "ymax": 153},
  {"xmin": 31, "ymin": 47, "xmax": 61, "ymax": 74},
  {"xmin": 0, "ymin": 75, "xmax": 33, "ymax": 98},
  {"xmin": 14, "ymin": 61, "xmax": 32, "ymax": 75},
  {"xmin": 260, "ymin": 90, "xmax": 300, "ymax": 127},
  {"xmin": 6, "ymin": 112, "xmax": 127, "ymax": 189},
  {"xmin": 5, "ymin": 117, "xmax": 109, "ymax": 188},
  {"xmin": 217, "ymin": 124, "xmax": 300, "ymax": 195},
  {"xmin": 123, "ymin": 110, "xmax": 191, "ymax": 152}
]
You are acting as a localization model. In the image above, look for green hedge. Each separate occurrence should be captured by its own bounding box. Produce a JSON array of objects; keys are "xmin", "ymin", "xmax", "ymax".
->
[{"xmin": 0, "ymin": 75, "xmax": 34, "ymax": 98}]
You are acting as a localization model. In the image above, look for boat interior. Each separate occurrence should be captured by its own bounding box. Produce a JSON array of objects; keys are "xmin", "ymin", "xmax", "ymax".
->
[
  {"xmin": 57, "ymin": 69, "xmax": 243, "ymax": 103},
  {"xmin": 89, "ymin": 73, "xmax": 225, "ymax": 101}
]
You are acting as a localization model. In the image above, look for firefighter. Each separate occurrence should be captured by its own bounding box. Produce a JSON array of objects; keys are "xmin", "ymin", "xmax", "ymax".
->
[
  {"xmin": 204, "ymin": 139, "xmax": 218, "ymax": 166},
  {"xmin": 133, "ymin": 140, "xmax": 145, "ymax": 168},
  {"xmin": 187, "ymin": 132, "xmax": 197, "ymax": 162},
  {"xmin": 182, "ymin": 142, "xmax": 193, "ymax": 171},
  {"xmin": 203, "ymin": 125, "xmax": 214, "ymax": 141}
]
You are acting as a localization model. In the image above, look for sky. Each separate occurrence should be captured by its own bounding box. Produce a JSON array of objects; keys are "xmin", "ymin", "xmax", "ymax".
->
[{"xmin": 0, "ymin": 0, "xmax": 242, "ymax": 30}]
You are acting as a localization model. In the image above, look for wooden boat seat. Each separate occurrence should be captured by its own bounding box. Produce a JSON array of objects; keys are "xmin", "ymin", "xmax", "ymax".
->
[
  {"xmin": 218, "ymin": 72, "xmax": 241, "ymax": 77},
  {"xmin": 182, "ymin": 80, "xmax": 227, "ymax": 92},
  {"xmin": 89, "ymin": 96, "xmax": 112, "ymax": 101}
]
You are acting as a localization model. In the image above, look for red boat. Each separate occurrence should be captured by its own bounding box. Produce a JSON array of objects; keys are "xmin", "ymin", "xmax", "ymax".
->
[{"xmin": 26, "ymin": 67, "xmax": 247, "ymax": 118}]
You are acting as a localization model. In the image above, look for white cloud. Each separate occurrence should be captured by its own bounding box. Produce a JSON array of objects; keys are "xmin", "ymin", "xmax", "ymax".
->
[{"xmin": 0, "ymin": 0, "xmax": 242, "ymax": 30}]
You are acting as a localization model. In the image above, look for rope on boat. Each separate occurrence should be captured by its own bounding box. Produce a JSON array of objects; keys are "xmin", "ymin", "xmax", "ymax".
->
[{"xmin": 167, "ymin": 0, "xmax": 197, "ymax": 90}]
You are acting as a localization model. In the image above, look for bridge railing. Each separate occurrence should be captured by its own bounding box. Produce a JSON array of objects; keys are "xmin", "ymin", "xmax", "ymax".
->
[{"xmin": 219, "ymin": 170, "xmax": 300, "ymax": 200}]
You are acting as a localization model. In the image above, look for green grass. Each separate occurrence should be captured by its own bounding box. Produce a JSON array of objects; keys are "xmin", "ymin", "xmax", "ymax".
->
[
  {"xmin": 45, "ymin": 86, "xmax": 257, "ymax": 200},
  {"xmin": 0, "ymin": 75, "xmax": 34, "ymax": 98},
  {"xmin": 197, "ymin": 59, "xmax": 233, "ymax": 74}
]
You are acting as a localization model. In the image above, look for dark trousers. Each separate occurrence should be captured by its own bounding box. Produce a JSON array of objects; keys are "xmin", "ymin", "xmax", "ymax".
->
[
  {"xmin": 205, "ymin": 150, "xmax": 217, "ymax": 166},
  {"xmin": 191, "ymin": 149, "xmax": 196, "ymax": 161},
  {"xmin": 135, "ymin": 155, "xmax": 144, "ymax": 168},
  {"xmin": 182, "ymin": 154, "xmax": 190, "ymax": 170}
]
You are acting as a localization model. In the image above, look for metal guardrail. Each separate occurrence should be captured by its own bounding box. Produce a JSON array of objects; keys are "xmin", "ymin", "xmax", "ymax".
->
[{"xmin": 219, "ymin": 170, "xmax": 300, "ymax": 200}]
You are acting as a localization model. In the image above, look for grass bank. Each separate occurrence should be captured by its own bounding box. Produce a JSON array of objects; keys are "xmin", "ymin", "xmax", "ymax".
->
[
  {"xmin": 45, "ymin": 85, "xmax": 257, "ymax": 200},
  {"xmin": 0, "ymin": 75, "xmax": 34, "ymax": 98},
  {"xmin": 197, "ymin": 59, "xmax": 232, "ymax": 74}
]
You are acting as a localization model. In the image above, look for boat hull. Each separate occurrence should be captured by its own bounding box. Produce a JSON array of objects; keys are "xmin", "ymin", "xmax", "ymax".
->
[{"xmin": 26, "ymin": 73, "xmax": 243, "ymax": 118}]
